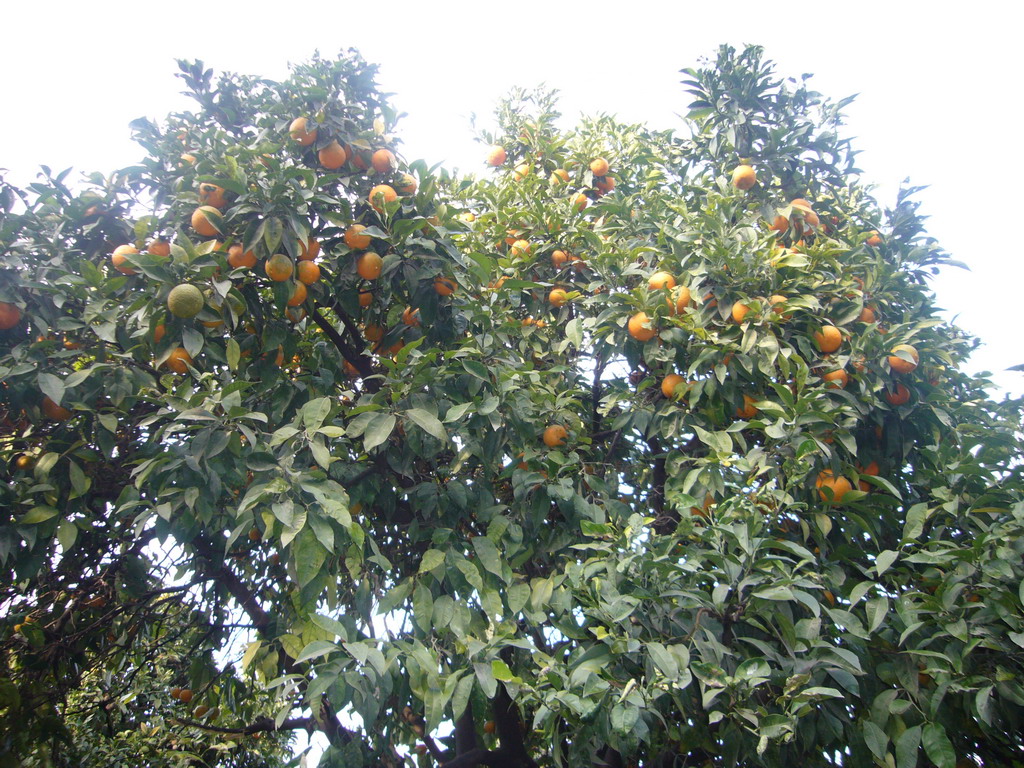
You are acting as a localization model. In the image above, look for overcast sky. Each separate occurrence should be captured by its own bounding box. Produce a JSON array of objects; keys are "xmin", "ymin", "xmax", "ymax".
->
[{"xmin": 2, "ymin": 2, "xmax": 1021, "ymax": 400}]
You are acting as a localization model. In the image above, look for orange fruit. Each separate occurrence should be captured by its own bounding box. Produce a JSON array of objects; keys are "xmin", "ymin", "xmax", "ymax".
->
[
  {"xmin": 668, "ymin": 286, "xmax": 691, "ymax": 315},
  {"xmin": 813, "ymin": 325, "xmax": 842, "ymax": 354},
  {"xmin": 298, "ymin": 238, "xmax": 321, "ymax": 261},
  {"xmin": 661, "ymin": 374, "xmax": 686, "ymax": 400},
  {"xmin": 731, "ymin": 301, "xmax": 751, "ymax": 324},
  {"xmin": 289, "ymin": 117, "xmax": 317, "ymax": 146},
  {"xmin": 769, "ymin": 295, "xmax": 790, "ymax": 318},
  {"xmin": 485, "ymin": 146, "xmax": 507, "ymax": 166},
  {"xmin": 401, "ymin": 307, "xmax": 421, "ymax": 326},
  {"xmin": 178, "ymin": 689, "xmax": 194, "ymax": 704},
  {"xmin": 590, "ymin": 157, "xmax": 609, "ymax": 176},
  {"xmin": 163, "ymin": 347, "xmax": 193, "ymax": 374},
  {"xmin": 369, "ymin": 184, "xmax": 397, "ymax": 212},
  {"xmin": 434, "ymin": 277, "xmax": 456, "ymax": 296},
  {"xmin": 287, "ymin": 282, "xmax": 307, "ymax": 307},
  {"xmin": 345, "ymin": 225, "xmax": 372, "ymax": 250},
  {"xmin": 549, "ymin": 168, "xmax": 569, "ymax": 185},
  {"xmin": 167, "ymin": 284, "xmax": 204, "ymax": 318},
  {"xmin": 483, "ymin": 720, "xmax": 496, "ymax": 735},
  {"xmin": 318, "ymin": 140, "xmax": 348, "ymax": 170},
  {"xmin": 731, "ymin": 165, "xmax": 756, "ymax": 190},
  {"xmin": 398, "ymin": 173, "xmax": 418, "ymax": 195},
  {"xmin": 571, "ymin": 193, "xmax": 588, "ymax": 212},
  {"xmin": 227, "ymin": 244, "xmax": 257, "ymax": 269},
  {"xmin": 513, "ymin": 163, "xmax": 531, "ymax": 181},
  {"xmin": 858, "ymin": 305, "xmax": 876, "ymax": 324},
  {"xmin": 364, "ymin": 324, "xmax": 385, "ymax": 342},
  {"xmin": 356, "ymin": 252, "xmax": 384, "ymax": 280},
  {"xmin": 866, "ymin": 231, "xmax": 883, "ymax": 247},
  {"xmin": 858, "ymin": 461, "xmax": 880, "ymax": 492},
  {"xmin": 648, "ymin": 271, "xmax": 676, "ymax": 291},
  {"xmin": 111, "ymin": 244, "xmax": 139, "ymax": 275},
  {"xmin": 296, "ymin": 261, "xmax": 321, "ymax": 285},
  {"xmin": 790, "ymin": 198, "xmax": 813, "ymax": 212},
  {"xmin": 358, "ymin": 290, "xmax": 374, "ymax": 307},
  {"xmin": 371, "ymin": 149, "xmax": 397, "ymax": 174},
  {"xmin": 153, "ymin": 324, "xmax": 166, "ymax": 344},
  {"xmin": 285, "ymin": 307, "xmax": 306, "ymax": 323},
  {"xmin": 594, "ymin": 176, "xmax": 616, "ymax": 195},
  {"xmin": 191, "ymin": 206, "xmax": 222, "ymax": 237},
  {"xmin": 41, "ymin": 396, "xmax": 72, "ymax": 421},
  {"xmin": 883, "ymin": 382, "xmax": 911, "ymax": 406},
  {"xmin": 548, "ymin": 288, "xmax": 569, "ymax": 307},
  {"xmin": 822, "ymin": 369, "xmax": 849, "ymax": 389},
  {"xmin": 801, "ymin": 210, "xmax": 820, "ymax": 229},
  {"xmin": 264, "ymin": 253, "xmax": 293, "ymax": 282},
  {"xmin": 198, "ymin": 183, "xmax": 228, "ymax": 209},
  {"xmin": 543, "ymin": 424, "xmax": 568, "ymax": 448},
  {"xmin": 627, "ymin": 312, "xmax": 657, "ymax": 342},
  {"xmin": 736, "ymin": 394, "xmax": 758, "ymax": 420},
  {"xmin": 510, "ymin": 240, "xmax": 531, "ymax": 258},
  {"xmin": 769, "ymin": 215, "xmax": 789, "ymax": 233},
  {"xmin": 147, "ymin": 239, "xmax": 171, "ymax": 257},
  {"xmin": 551, "ymin": 249, "xmax": 569, "ymax": 267},
  {"xmin": 887, "ymin": 344, "xmax": 919, "ymax": 374},
  {"xmin": 816, "ymin": 470, "xmax": 852, "ymax": 504}
]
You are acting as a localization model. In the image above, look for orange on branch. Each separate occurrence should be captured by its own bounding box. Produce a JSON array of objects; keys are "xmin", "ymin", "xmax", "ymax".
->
[
  {"xmin": 590, "ymin": 157, "xmax": 609, "ymax": 176},
  {"xmin": 356, "ymin": 252, "xmax": 384, "ymax": 280},
  {"xmin": 345, "ymin": 225, "xmax": 372, "ymax": 250},
  {"xmin": 297, "ymin": 261, "xmax": 321, "ymax": 285},
  {"xmin": 191, "ymin": 206, "xmax": 222, "ymax": 237},
  {"xmin": 111, "ymin": 244, "xmax": 139, "ymax": 275},
  {"xmin": 543, "ymin": 424, "xmax": 568, "ymax": 448},
  {"xmin": 648, "ymin": 271, "xmax": 676, "ymax": 291},
  {"xmin": 298, "ymin": 238, "xmax": 321, "ymax": 261},
  {"xmin": 887, "ymin": 344, "xmax": 919, "ymax": 374},
  {"xmin": 661, "ymin": 374, "xmax": 686, "ymax": 400},
  {"xmin": 198, "ymin": 183, "xmax": 228, "ymax": 209},
  {"xmin": 434, "ymin": 277, "xmax": 456, "ymax": 296},
  {"xmin": 41, "ymin": 396, "xmax": 72, "ymax": 421},
  {"xmin": 668, "ymin": 286, "xmax": 691, "ymax": 314},
  {"xmin": 264, "ymin": 253, "xmax": 294, "ymax": 282},
  {"xmin": 289, "ymin": 117, "xmax": 317, "ymax": 146},
  {"xmin": 813, "ymin": 325, "xmax": 842, "ymax": 354},
  {"xmin": 485, "ymin": 145, "xmax": 507, "ymax": 166},
  {"xmin": 287, "ymin": 282, "xmax": 307, "ymax": 307},
  {"xmin": 147, "ymin": 239, "xmax": 171, "ymax": 257},
  {"xmin": 731, "ymin": 164, "xmax": 756, "ymax": 190},
  {"xmin": 548, "ymin": 288, "xmax": 569, "ymax": 307},
  {"xmin": 736, "ymin": 394, "xmax": 759, "ymax": 420},
  {"xmin": 816, "ymin": 470, "xmax": 852, "ymax": 504},
  {"xmin": 371, "ymin": 149, "xmax": 397, "ymax": 174},
  {"xmin": 227, "ymin": 244, "xmax": 257, "ymax": 269},
  {"xmin": 628, "ymin": 312, "xmax": 657, "ymax": 342},
  {"xmin": 369, "ymin": 184, "xmax": 397, "ymax": 212},
  {"xmin": 162, "ymin": 348, "xmax": 193, "ymax": 374},
  {"xmin": 318, "ymin": 140, "xmax": 348, "ymax": 170}
]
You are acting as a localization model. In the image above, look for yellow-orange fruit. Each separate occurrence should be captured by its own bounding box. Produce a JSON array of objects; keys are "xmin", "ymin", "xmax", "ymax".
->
[
  {"xmin": 356, "ymin": 252, "xmax": 384, "ymax": 280},
  {"xmin": 736, "ymin": 394, "xmax": 758, "ymax": 420},
  {"xmin": 590, "ymin": 157, "xmax": 610, "ymax": 176},
  {"xmin": 668, "ymin": 286, "xmax": 691, "ymax": 315},
  {"xmin": 147, "ymin": 239, "xmax": 172, "ymax": 257},
  {"xmin": 543, "ymin": 425, "xmax": 568, "ymax": 448},
  {"xmin": 434, "ymin": 277, "xmax": 456, "ymax": 296},
  {"xmin": 648, "ymin": 271, "xmax": 676, "ymax": 291},
  {"xmin": 296, "ymin": 261, "xmax": 321, "ymax": 285},
  {"xmin": 627, "ymin": 312, "xmax": 657, "ymax": 342},
  {"xmin": 198, "ymin": 183, "xmax": 228, "ymax": 209},
  {"xmin": 111, "ymin": 244, "xmax": 139, "ymax": 275},
  {"xmin": 163, "ymin": 347, "xmax": 193, "ymax": 374},
  {"xmin": 369, "ymin": 184, "xmax": 397, "ymax": 212},
  {"xmin": 318, "ymin": 140, "xmax": 348, "ymax": 170},
  {"xmin": 345, "ymin": 225, "xmax": 372, "ymax": 250},
  {"xmin": 485, "ymin": 146, "xmax": 507, "ymax": 167},
  {"xmin": 888, "ymin": 344, "xmax": 919, "ymax": 374},
  {"xmin": 731, "ymin": 164, "xmax": 756, "ymax": 190},
  {"xmin": 661, "ymin": 374, "xmax": 686, "ymax": 400},
  {"xmin": 371, "ymin": 149, "xmax": 397, "ymax": 174},
  {"xmin": 731, "ymin": 301, "xmax": 751, "ymax": 324},
  {"xmin": 191, "ymin": 206, "xmax": 222, "ymax": 237},
  {"xmin": 548, "ymin": 288, "xmax": 569, "ymax": 307},
  {"xmin": 264, "ymin": 253, "xmax": 294, "ymax": 282},
  {"xmin": 816, "ymin": 470, "xmax": 853, "ymax": 504},
  {"xmin": 289, "ymin": 117, "xmax": 317, "ymax": 146},
  {"xmin": 287, "ymin": 282, "xmax": 307, "ymax": 307},
  {"xmin": 227, "ymin": 244, "xmax": 257, "ymax": 269},
  {"xmin": 813, "ymin": 325, "xmax": 842, "ymax": 354},
  {"xmin": 822, "ymin": 369, "xmax": 849, "ymax": 389}
]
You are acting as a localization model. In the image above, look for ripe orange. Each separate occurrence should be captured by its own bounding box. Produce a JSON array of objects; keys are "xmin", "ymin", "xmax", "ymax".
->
[
  {"xmin": 286, "ymin": 307, "xmax": 306, "ymax": 323},
  {"xmin": 769, "ymin": 215, "xmax": 789, "ymax": 233},
  {"xmin": 483, "ymin": 721, "xmax": 496, "ymax": 735},
  {"xmin": 543, "ymin": 424, "xmax": 568, "ymax": 448},
  {"xmin": 668, "ymin": 286, "xmax": 691, "ymax": 315},
  {"xmin": 364, "ymin": 324, "xmax": 385, "ymax": 343},
  {"xmin": 318, "ymin": 140, "xmax": 348, "ymax": 170},
  {"xmin": 369, "ymin": 184, "xmax": 397, "ymax": 212},
  {"xmin": 371, "ymin": 149, "xmax": 397, "ymax": 174},
  {"xmin": 888, "ymin": 344, "xmax": 919, "ymax": 374},
  {"xmin": 661, "ymin": 374, "xmax": 686, "ymax": 400},
  {"xmin": 147, "ymin": 239, "xmax": 171, "ymax": 257},
  {"xmin": 297, "ymin": 261, "xmax": 321, "ymax": 285},
  {"xmin": 731, "ymin": 165, "xmax": 756, "ymax": 190},
  {"xmin": 801, "ymin": 210, "xmax": 820, "ymax": 229},
  {"xmin": 627, "ymin": 312, "xmax": 657, "ymax": 342},
  {"xmin": 398, "ymin": 173, "xmax": 418, "ymax": 195},
  {"xmin": 551, "ymin": 249, "xmax": 569, "ymax": 267},
  {"xmin": 769, "ymin": 295, "xmax": 790, "ymax": 318},
  {"xmin": 571, "ymin": 193, "xmax": 588, "ymax": 212},
  {"xmin": 736, "ymin": 394, "xmax": 758, "ymax": 420},
  {"xmin": 485, "ymin": 146, "xmax": 507, "ymax": 166},
  {"xmin": 163, "ymin": 347, "xmax": 193, "ymax": 374},
  {"xmin": 590, "ymin": 157, "xmax": 609, "ymax": 176},
  {"xmin": 594, "ymin": 176, "xmax": 616, "ymax": 195},
  {"xmin": 289, "ymin": 117, "xmax": 317, "ymax": 146},
  {"xmin": 198, "ymin": 183, "xmax": 228, "ymax": 209},
  {"xmin": 356, "ymin": 252, "xmax": 384, "ymax": 280},
  {"xmin": 866, "ymin": 231, "xmax": 883, "ymax": 247},
  {"xmin": 111, "ymin": 244, "xmax": 139, "ymax": 275},
  {"xmin": 227, "ymin": 244, "xmax": 257, "ymax": 269},
  {"xmin": 790, "ymin": 198, "xmax": 813, "ymax": 212},
  {"xmin": 41, "ymin": 396, "xmax": 72, "ymax": 421},
  {"xmin": 298, "ymin": 238, "xmax": 321, "ymax": 261},
  {"xmin": 549, "ymin": 168, "xmax": 569, "ymax": 185},
  {"xmin": 858, "ymin": 460, "xmax": 880, "ymax": 492},
  {"xmin": 402, "ymin": 307, "xmax": 421, "ymax": 326},
  {"xmin": 510, "ymin": 240, "xmax": 531, "ymax": 258},
  {"xmin": 287, "ymin": 282, "xmax": 307, "ymax": 307},
  {"xmin": 731, "ymin": 301, "xmax": 751, "ymax": 324},
  {"xmin": 177, "ymin": 689, "xmax": 194, "ymax": 704},
  {"xmin": 191, "ymin": 206, "xmax": 222, "ymax": 237},
  {"xmin": 883, "ymin": 382, "xmax": 911, "ymax": 406},
  {"xmin": 513, "ymin": 163, "xmax": 531, "ymax": 181},
  {"xmin": 153, "ymin": 324, "xmax": 166, "ymax": 344},
  {"xmin": 358, "ymin": 290, "xmax": 374, "ymax": 307},
  {"xmin": 816, "ymin": 470, "xmax": 852, "ymax": 504},
  {"xmin": 345, "ymin": 225, "xmax": 372, "ymax": 250},
  {"xmin": 264, "ymin": 253, "xmax": 294, "ymax": 282},
  {"xmin": 648, "ymin": 271, "xmax": 676, "ymax": 291},
  {"xmin": 548, "ymin": 288, "xmax": 569, "ymax": 307},
  {"xmin": 813, "ymin": 325, "xmax": 842, "ymax": 354},
  {"xmin": 822, "ymin": 369, "xmax": 849, "ymax": 389},
  {"xmin": 858, "ymin": 305, "xmax": 876, "ymax": 324},
  {"xmin": 434, "ymin": 277, "xmax": 456, "ymax": 296}
]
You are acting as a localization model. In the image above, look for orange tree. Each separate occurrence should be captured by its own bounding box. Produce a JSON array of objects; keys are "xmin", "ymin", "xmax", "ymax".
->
[{"xmin": 2, "ymin": 45, "xmax": 1023, "ymax": 768}]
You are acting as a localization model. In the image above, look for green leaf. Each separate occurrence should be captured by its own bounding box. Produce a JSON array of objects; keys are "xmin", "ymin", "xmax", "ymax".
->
[
  {"xmin": 37, "ymin": 372, "xmax": 65, "ymax": 405},
  {"xmin": 363, "ymin": 413, "xmax": 396, "ymax": 451},
  {"xmin": 296, "ymin": 640, "xmax": 338, "ymax": 663},
  {"xmin": 472, "ymin": 536, "xmax": 504, "ymax": 581},
  {"xmin": 20, "ymin": 506, "xmax": 60, "ymax": 525},
  {"xmin": 895, "ymin": 725, "xmax": 921, "ymax": 768},
  {"xmin": 922, "ymin": 723, "xmax": 955, "ymax": 768},
  {"xmin": 647, "ymin": 642, "xmax": 679, "ymax": 680},
  {"xmin": 302, "ymin": 397, "xmax": 332, "ymax": 430},
  {"xmin": 875, "ymin": 550, "xmax": 898, "ymax": 577},
  {"xmin": 491, "ymin": 659, "xmax": 519, "ymax": 682},
  {"xmin": 57, "ymin": 520, "xmax": 78, "ymax": 551},
  {"xmin": 866, "ymin": 597, "xmax": 889, "ymax": 634},
  {"xmin": 862, "ymin": 720, "xmax": 888, "ymax": 760},
  {"xmin": 419, "ymin": 549, "xmax": 446, "ymax": 574},
  {"xmin": 406, "ymin": 408, "xmax": 447, "ymax": 442},
  {"xmin": 295, "ymin": 528, "xmax": 327, "ymax": 588}
]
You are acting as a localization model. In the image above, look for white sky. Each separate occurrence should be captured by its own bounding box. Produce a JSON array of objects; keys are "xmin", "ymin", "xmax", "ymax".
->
[{"xmin": 3, "ymin": 1, "xmax": 1022, "ymax": 394}]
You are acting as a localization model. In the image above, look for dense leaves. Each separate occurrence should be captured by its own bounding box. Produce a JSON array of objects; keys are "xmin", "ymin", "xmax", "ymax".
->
[{"xmin": 2, "ymin": 45, "xmax": 1022, "ymax": 768}]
